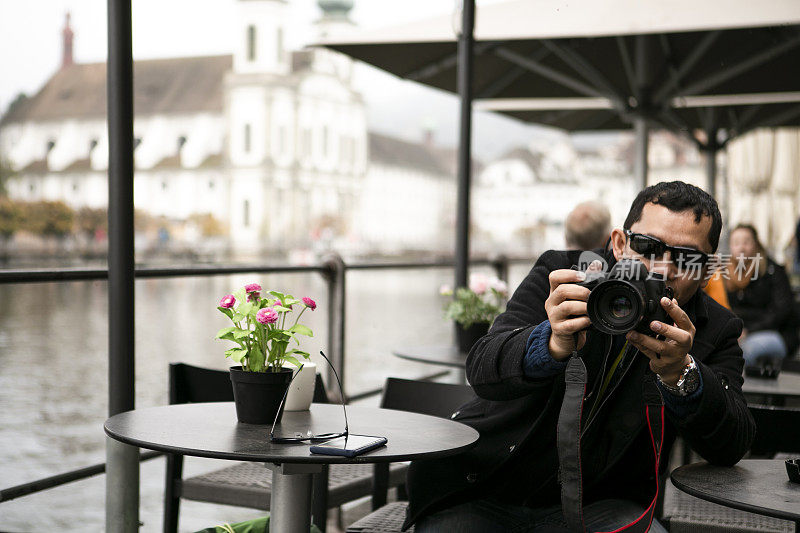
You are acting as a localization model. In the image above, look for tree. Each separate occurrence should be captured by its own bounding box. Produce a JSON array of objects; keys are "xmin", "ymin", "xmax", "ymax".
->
[
  {"xmin": 0, "ymin": 156, "xmax": 14, "ymax": 197},
  {"xmin": 23, "ymin": 201, "xmax": 74, "ymax": 238},
  {"xmin": 76, "ymin": 207, "xmax": 108, "ymax": 240},
  {"xmin": 188, "ymin": 213, "xmax": 227, "ymax": 237},
  {"xmin": 0, "ymin": 198, "xmax": 22, "ymax": 239}
]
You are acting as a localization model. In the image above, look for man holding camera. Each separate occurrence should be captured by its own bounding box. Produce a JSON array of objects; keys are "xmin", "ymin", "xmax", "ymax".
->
[{"xmin": 406, "ymin": 181, "xmax": 754, "ymax": 532}]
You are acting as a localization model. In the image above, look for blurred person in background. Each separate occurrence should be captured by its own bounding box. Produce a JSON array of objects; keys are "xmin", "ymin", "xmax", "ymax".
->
[
  {"xmin": 725, "ymin": 224, "xmax": 799, "ymax": 366},
  {"xmin": 564, "ymin": 201, "xmax": 611, "ymax": 251}
]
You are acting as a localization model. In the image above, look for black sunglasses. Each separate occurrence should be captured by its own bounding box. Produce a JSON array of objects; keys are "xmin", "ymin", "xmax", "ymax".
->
[
  {"xmin": 269, "ymin": 351, "xmax": 349, "ymax": 444},
  {"xmin": 625, "ymin": 230, "xmax": 710, "ymax": 270}
]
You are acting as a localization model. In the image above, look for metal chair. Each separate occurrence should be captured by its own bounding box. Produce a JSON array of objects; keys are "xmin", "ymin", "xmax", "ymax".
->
[
  {"xmin": 665, "ymin": 403, "xmax": 800, "ymax": 533},
  {"xmin": 346, "ymin": 377, "xmax": 476, "ymax": 533},
  {"xmin": 163, "ymin": 362, "xmax": 390, "ymax": 533}
]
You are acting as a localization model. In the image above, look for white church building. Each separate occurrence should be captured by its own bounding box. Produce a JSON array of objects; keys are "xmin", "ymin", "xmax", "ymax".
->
[{"xmin": 0, "ymin": 0, "xmax": 455, "ymax": 258}]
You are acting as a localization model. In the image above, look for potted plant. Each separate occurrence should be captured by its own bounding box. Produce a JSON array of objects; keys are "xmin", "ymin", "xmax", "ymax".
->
[
  {"xmin": 216, "ymin": 283, "xmax": 316, "ymax": 424},
  {"xmin": 441, "ymin": 273, "xmax": 507, "ymax": 352}
]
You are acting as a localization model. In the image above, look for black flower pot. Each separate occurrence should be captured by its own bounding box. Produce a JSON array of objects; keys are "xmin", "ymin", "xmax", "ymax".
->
[
  {"xmin": 229, "ymin": 366, "xmax": 293, "ymax": 425},
  {"xmin": 455, "ymin": 322, "xmax": 491, "ymax": 353}
]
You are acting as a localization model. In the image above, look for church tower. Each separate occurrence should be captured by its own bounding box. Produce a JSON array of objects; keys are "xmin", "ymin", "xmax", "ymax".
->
[
  {"xmin": 313, "ymin": 0, "xmax": 355, "ymax": 83},
  {"xmin": 233, "ymin": 0, "xmax": 289, "ymax": 75}
]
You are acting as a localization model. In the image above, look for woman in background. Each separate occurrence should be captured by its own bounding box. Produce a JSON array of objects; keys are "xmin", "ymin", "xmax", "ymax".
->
[{"xmin": 725, "ymin": 224, "xmax": 798, "ymax": 369}]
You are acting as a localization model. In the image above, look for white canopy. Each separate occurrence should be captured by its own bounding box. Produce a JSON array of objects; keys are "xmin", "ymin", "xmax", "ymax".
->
[{"xmin": 318, "ymin": 0, "xmax": 800, "ymax": 46}]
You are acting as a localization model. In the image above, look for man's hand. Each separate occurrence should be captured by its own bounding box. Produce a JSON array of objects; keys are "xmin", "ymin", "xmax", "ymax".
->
[
  {"xmin": 545, "ymin": 269, "xmax": 592, "ymax": 361},
  {"xmin": 626, "ymin": 297, "xmax": 695, "ymax": 385}
]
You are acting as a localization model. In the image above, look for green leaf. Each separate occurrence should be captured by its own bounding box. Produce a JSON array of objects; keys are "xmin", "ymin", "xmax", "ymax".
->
[
  {"xmin": 231, "ymin": 313, "xmax": 246, "ymax": 322},
  {"xmin": 217, "ymin": 306, "xmax": 234, "ymax": 319},
  {"xmin": 233, "ymin": 328, "xmax": 252, "ymax": 340},
  {"xmin": 283, "ymin": 355, "xmax": 301, "ymax": 368},
  {"xmin": 289, "ymin": 324, "xmax": 313, "ymax": 337},
  {"xmin": 287, "ymin": 349, "xmax": 310, "ymax": 359},
  {"xmin": 249, "ymin": 345, "xmax": 265, "ymax": 372},
  {"xmin": 268, "ymin": 290, "xmax": 286, "ymax": 301},
  {"xmin": 233, "ymin": 288, "xmax": 246, "ymax": 302},
  {"xmin": 226, "ymin": 348, "xmax": 247, "ymax": 363},
  {"xmin": 216, "ymin": 326, "xmax": 236, "ymax": 339},
  {"xmin": 284, "ymin": 298, "xmax": 301, "ymax": 306},
  {"xmin": 273, "ymin": 305, "xmax": 291, "ymax": 313},
  {"xmin": 237, "ymin": 302, "xmax": 254, "ymax": 317}
]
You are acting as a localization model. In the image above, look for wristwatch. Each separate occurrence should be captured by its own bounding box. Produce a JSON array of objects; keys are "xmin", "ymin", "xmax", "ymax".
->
[{"xmin": 657, "ymin": 355, "xmax": 700, "ymax": 396}]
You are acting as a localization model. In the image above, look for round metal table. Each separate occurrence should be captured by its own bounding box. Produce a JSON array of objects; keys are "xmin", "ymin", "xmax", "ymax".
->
[
  {"xmin": 742, "ymin": 371, "xmax": 800, "ymax": 402},
  {"xmin": 105, "ymin": 402, "xmax": 479, "ymax": 533},
  {"xmin": 393, "ymin": 344, "xmax": 468, "ymax": 382},
  {"xmin": 671, "ymin": 460, "xmax": 800, "ymax": 524}
]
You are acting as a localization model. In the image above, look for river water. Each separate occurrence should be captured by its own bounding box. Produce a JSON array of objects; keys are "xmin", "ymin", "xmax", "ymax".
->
[{"xmin": 0, "ymin": 264, "xmax": 530, "ymax": 532}]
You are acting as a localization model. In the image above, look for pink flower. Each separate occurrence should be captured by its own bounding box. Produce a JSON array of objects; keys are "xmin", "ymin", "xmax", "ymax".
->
[
  {"xmin": 256, "ymin": 307, "xmax": 278, "ymax": 324},
  {"xmin": 302, "ymin": 297, "xmax": 317, "ymax": 310},
  {"xmin": 219, "ymin": 294, "xmax": 236, "ymax": 308},
  {"xmin": 469, "ymin": 273, "xmax": 489, "ymax": 295},
  {"xmin": 244, "ymin": 283, "xmax": 262, "ymax": 293},
  {"xmin": 489, "ymin": 278, "xmax": 508, "ymax": 295}
]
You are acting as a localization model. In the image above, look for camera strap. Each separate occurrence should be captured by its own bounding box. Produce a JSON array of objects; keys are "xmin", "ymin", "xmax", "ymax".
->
[{"xmin": 557, "ymin": 355, "xmax": 665, "ymax": 532}]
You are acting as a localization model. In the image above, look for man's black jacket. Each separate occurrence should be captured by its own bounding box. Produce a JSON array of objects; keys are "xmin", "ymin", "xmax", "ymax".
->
[{"xmin": 404, "ymin": 249, "xmax": 755, "ymax": 529}]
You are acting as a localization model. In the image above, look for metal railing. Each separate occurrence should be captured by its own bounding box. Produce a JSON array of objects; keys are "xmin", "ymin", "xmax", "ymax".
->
[{"xmin": 0, "ymin": 253, "xmax": 528, "ymax": 504}]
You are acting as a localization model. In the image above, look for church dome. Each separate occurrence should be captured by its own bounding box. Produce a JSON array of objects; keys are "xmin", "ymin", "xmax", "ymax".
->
[{"xmin": 318, "ymin": 0, "xmax": 353, "ymax": 18}]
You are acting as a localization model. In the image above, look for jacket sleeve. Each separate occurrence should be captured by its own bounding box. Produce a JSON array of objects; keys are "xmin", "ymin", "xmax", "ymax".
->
[
  {"xmin": 747, "ymin": 264, "xmax": 793, "ymax": 333},
  {"xmin": 466, "ymin": 250, "xmax": 564, "ymax": 400},
  {"xmin": 669, "ymin": 314, "xmax": 755, "ymax": 466}
]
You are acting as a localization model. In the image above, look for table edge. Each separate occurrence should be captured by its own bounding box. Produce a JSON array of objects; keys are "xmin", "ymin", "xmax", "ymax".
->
[
  {"xmin": 392, "ymin": 351, "xmax": 465, "ymax": 368},
  {"xmin": 103, "ymin": 412, "xmax": 480, "ymax": 465},
  {"xmin": 670, "ymin": 463, "xmax": 800, "ymax": 522}
]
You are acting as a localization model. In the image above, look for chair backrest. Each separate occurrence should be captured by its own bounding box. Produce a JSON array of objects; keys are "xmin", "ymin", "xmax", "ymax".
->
[
  {"xmin": 379, "ymin": 377, "xmax": 475, "ymax": 418},
  {"xmin": 168, "ymin": 362, "xmax": 329, "ymax": 405},
  {"xmin": 749, "ymin": 403, "xmax": 800, "ymax": 455}
]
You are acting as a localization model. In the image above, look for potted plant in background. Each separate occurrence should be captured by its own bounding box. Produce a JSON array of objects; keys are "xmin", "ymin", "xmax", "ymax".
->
[
  {"xmin": 441, "ymin": 273, "xmax": 508, "ymax": 353},
  {"xmin": 216, "ymin": 283, "xmax": 316, "ymax": 424}
]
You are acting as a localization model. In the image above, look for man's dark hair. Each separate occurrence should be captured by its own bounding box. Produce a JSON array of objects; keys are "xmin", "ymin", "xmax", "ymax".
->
[{"xmin": 623, "ymin": 181, "xmax": 722, "ymax": 252}]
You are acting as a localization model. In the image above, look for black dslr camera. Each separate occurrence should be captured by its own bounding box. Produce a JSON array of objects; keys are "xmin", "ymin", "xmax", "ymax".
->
[{"xmin": 578, "ymin": 258, "xmax": 673, "ymax": 336}]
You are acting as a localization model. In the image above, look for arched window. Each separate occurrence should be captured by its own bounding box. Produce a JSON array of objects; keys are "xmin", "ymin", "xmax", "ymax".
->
[{"xmin": 247, "ymin": 25, "xmax": 256, "ymax": 61}]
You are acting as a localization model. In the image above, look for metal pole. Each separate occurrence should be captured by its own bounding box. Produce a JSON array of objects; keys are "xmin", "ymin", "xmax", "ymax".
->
[
  {"xmin": 106, "ymin": 0, "xmax": 138, "ymax": 530},
  {"xmin": 634, "ymin": 118, "xmax": 649, "ymax": 190},
  {"xmin": 634, "ymin": 35, "xmax": 650, "ymax": 191},
  {"xmin": 323, "ymin": 253, "xmax": 346, "ymax": 398},
  {"xmin": 705, "ymin": 128, "xmax": 718, "ymax": 199},
  {"xmin": 454, "ymin": 0, "xmax": 475, "ymax": 291}
]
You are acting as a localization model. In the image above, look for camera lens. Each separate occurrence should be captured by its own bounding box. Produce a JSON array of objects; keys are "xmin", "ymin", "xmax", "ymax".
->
[
  {"xmin": 586, "ymin": 280, "xmax": 644, "ymax": 335},
  {"xmin": 610, "ymin": 296, "xmax": 634, "ymax": 319}
]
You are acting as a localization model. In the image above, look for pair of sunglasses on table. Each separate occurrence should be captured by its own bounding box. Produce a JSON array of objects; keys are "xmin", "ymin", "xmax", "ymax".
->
[
  {"xmin": 269, "ymin": 350, "xmax": 349, "ymax": 444},
  {"xmin": 625, "ymin": 229, "xmax": 712, "ymax": 270}
]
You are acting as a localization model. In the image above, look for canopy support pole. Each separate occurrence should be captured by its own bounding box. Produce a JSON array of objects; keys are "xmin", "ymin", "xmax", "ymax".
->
[
  {"xmin": 705, "ymin": 127, "xmax": 719, "ymax": 198},
  {"xmin": 635, "ymin": 118, "xmax": 649, "ymax": 190},
  {"xmin": 634, "ymin": 35, "xmax": 652, "ymax": 191},
  {"xmin": 105, "ymin": 0, "xmax": 138, "ymax": 530},
  {"xmin": 454, "ymin": 0, "xmax": 475, "ymax": 292}
]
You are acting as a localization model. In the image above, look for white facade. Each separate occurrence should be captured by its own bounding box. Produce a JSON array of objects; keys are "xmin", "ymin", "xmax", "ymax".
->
[
  {"xmin": 0, "ymin": 0, "xmax": 403, "ymax": 257},
  {"xmin": 357, "ymin": 162, "xmax": 454, "ymax": 253}
]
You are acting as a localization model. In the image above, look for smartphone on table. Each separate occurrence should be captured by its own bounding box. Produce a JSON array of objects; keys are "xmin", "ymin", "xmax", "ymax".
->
[{"xmin": 309, "ymin": 434, "xmax": 387, "ymax": 457}]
